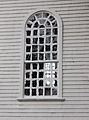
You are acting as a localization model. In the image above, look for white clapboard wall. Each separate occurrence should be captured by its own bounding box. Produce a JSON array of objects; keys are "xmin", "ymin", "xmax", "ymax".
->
[{"xmin": 0, "ymin": 0, "xmax": 89, "ymax": 120}]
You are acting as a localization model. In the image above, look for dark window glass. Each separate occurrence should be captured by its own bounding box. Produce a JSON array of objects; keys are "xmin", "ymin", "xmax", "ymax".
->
[
  {"xmin": 25, "ymin": 80, "xmax": 30, "ymax": 87},
  {"xmin": 32, "ymin": 53, "xmax": 38, "ymax": 60},
  {"xmin": 52, "ymin": 21, "xmax": 57, "ymax": 27},
  {"xmin": 49, "ymin": 16, "xmax": 55, "ymax": 21},
  {"xmin": 52, "ymin": 36, "xmax": 57, "ymax": 43},
  {"xmin": 25, "ymin": 89, "xmax": 30, "ymax": 96},
  {"xmin": 39, "ymin": 88, "xmax": 43, "ymax": 95},
  {"xmin": 26, "ymin": 54, "xmax": 31, "ymax": 60},
  {"xmin": 34, "ymin": 22, "xmax": 39, "ymax": 28},
  {"xmin": 39, "ymin": 45, "xmax": 44, "ymax": 52},
  {"xmin": 52, "ymin": 88, "xmax": 57, "ymax": 95},
  {"xmin": 26, "ymin": 38, "xmax": 31, "ymax": 44},
  {"xmin": 53, "ymin": 28, "xmax": 57, "ymax": 35},
  {"xmin": 32, "ymin": 45, "xmax": 38, "ymax": 52},
  {"xmin": 32, "ymin": 89, "xmax": 36, "ymax": 96},
  {"xmin": 39, "ymin": 53, "xmax": 44, "ymax": 60},
  {"xmin": 52, "ymin": 53, "xmax": 57, "ymax": 60},
  {"xmin": 45, "ymin": 88, "xmax": 51, "ymax": 96},
  {"xmin": 46, "ymin": 45, "xmax": 50, "ymax": 51},
  {"xmin": 45, "ymin": 53, "xmax": 50, "ymax": 60},
  {"xmin": 33, "ymin": 30, "xmax": 38, "ymax": 36},
  {"xmin": 33, "ymin": 38, "xmax": 38, "ymax": 44},
  {"xmin": 39, "ymin": 63, "xmax": 44, "ymax": 69},
  {"xmin": 39, "ymin": 72, "xmax": 43, "ymax": 78},
  {"xmin": 26, "ymin": 72, "xmax": 30, "ymax": 78},
  {"xmin": 32, "ymin": 63, "xmax": 37, "ymax": 69},
  {"xmin": 27, "ymin": 31, "xmax": 31, "ymax": 36},
  {"xmin": 26, "ymin": 63, "xmax": 30, "ymax": 70},
  {"xmin": 32, "ymin": 80, "xmax": 37, "ymax": 87},
  {"xmin": 39, "ymin": 80, "xmax": 43, "ymax": 86},
  {"xmin": 32, "ymin": 72, "xmax": 37, "ymax": 78},
  {"xmin": 46, "ymin": 29, "xmax": 51, "ymax": 35},
  {"xmin": 27, "ymin": 23, "xmax": 32, "ymax": 28},
  {"xmin": 26, "ymin": 46, "xmax": 31, "ymax": 52},
  {"xmin": 39, "ymin": 38, "xmax": 44, "ymax": 44},
  {"xmin": 46, "ymin": 36, "xmax": 51, "ymax": 43},
  {"xmin": 52, "ymin": 45, "xmax": 57, "ymax": 51}
]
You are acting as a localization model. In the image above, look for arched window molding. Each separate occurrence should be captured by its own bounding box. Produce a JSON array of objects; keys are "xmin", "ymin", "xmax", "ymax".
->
[{"xmin": 18, "ymin": 9, "xmax": 64, "ymax": 101}]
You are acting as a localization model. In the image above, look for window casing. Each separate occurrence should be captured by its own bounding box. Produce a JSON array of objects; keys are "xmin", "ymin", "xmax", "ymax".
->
[{"xmin": 18, "ymin": 9, "xmax": 63, "ymax": 100}]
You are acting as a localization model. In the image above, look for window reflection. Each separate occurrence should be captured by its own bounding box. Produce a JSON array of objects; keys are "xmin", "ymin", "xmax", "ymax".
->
[{"xmin": 45, "ymin": 71, "xmax": 51, "ymax": 78}]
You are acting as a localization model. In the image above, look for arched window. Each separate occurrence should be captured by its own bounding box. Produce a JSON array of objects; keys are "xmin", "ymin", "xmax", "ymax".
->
[{"xmin": 23, "ymin": 10, "xmax": 62, "ymax": 99}]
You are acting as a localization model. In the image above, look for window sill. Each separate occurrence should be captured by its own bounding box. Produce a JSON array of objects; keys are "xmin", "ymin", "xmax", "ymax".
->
[{"xmin": 17, "ymin": 97, "xmax": 65, "ymax": 101}]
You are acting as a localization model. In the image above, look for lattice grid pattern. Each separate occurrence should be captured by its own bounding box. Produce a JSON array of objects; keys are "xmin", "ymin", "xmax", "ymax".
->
[{"xmin": 24, "ymin": 11, "xmax": 59, "ymax": 97}]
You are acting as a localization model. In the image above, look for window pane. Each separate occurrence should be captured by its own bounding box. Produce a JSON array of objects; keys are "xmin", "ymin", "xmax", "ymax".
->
[
  {"xmin": 33, "ymin": 30, "xmax": 38, "ymax": 36},
  {"xmin": 45, "ymin": 53, "xmax": 50, "ymax": 60},
  {"xmin": 33, "ymin": 38, "xmax": 38, "ymax": 44},
  {"xmin": 52, "ymin": 21, "xmax": 57, "ymax": 27},
  {"xmin": 32, "ymin": 72, "xmax": 37, "ymax": 78},
  {"xmin": 39, "ymin": 63, "xmax": 44, "ymax": 70},
  {"xmin": 34, "ymin": 22, "xmax": 39, "ymax": 28},
  {"xmin": 46, "ymin": 36, "xmax": 51, "ymax": 43},
  {"xmin": 52, "ymin": 80, "xmax": 57, "ymax": 87},
  {"xmin": 45, "ymin": 21, "xmax": 51, "ymax": 27},
  {"xmin": 46, "ymin": 45, "xmax": 50, "ymax": 51},
  {"xmin": 52, "ymin": 45, "xmax": 57, "ymax": 51},
  {"xmin": 30, "ymin": 15, "xmax": 36, "ymax": 22},
  {"xmin": 27, "ymin": 22, "xmax": 32, "ymax": 28},
  {"xmin": 43, "ymin": 13, "xmax": 49, "ymax": 18},
  {"xmin": 52, "ymin": 36, "xmax": 57, "ymax": 43},
  {"xmin": 32, "ymin": 63, "xmax": 37, "ymax": 69},
  {"xmin": 39, "ymin": 80, "xmax": 43, "ymax": 87},
  {"xmin": 52, "ymin": 88, "xmax": 57, "ymax": 95},
  {"xmin": 46, "ymin": 29, "xmax": 51, "ymax": 35},
  {"xmin": 40, "ymin": 29, "xmax": 44, "ymax": 36},
  {"xmin": 25, "ymin": 89, "xmax": 30, "ymax": 96},
  {"xmin": 39, "ymin": 37, "xmax": 44, "ymax": 44},
  {"xmin": 39, "ymin": 88, "xmax": 43, "ymax": 96},
  {"xmin": 26, "ymin": 54, "xmax": 31, "ymax": 60},
  {"xmin": 39, "ymin": 72, "xmax": 44, "ymax": 78},
  {"xmin": 27, "ymin": 31, "xmax": 31, "ymax": 36},
  {"xmin": 32, "ymin": 53, "xmax": 38, "ymax": 60},
  {"xmin": 32, "ymin": 45, "xmax": 38, "ymax": 52},
  {"xmin": 39, "ymin": 53, "xmax": 44, "ymax": 60},
  {"xmin": 25, "ymin": 80, "xmax": 30, "ymax": 87},
  {"xmin": 53, "ymin": 28, "xmax": 57, "ymax": 35},
  {"xmin": 49, "ymin": 16, "xmax": 55, "ymax": 21},
  {"xmin": 26, "ymin": 63, "xmax": 30, "ymax": 70},
  {"xmin": 45, "ymin": 80, "xmax": 50, "ymax": 86},
  {"xmin": 45, "ymin": 63, "xmax": 51, "ymax": 70},
  {"xmin": 52, "ymin": 53, "xmax": 57, "ymax": 60},
  {"xmin": 45, "ymin": 88, "xmax": 51, "ymax": 96},
  {"xmin": 26, "ymin": 38, "xmax": 31, "ymax": 44},
  {"xmin": 32, "ymin": 80, "xmax": 37, "ymax": 87},
  {"xmin": 26, "ymin": 46, "xmax": 31, "ymax": 52},
  {"xmin": 32, "ymin": 89, "xmax": 36, "ymax": 96},
  {"xmin": 39, "ymin": 45, "xmax": 44, "ymax": 52}
]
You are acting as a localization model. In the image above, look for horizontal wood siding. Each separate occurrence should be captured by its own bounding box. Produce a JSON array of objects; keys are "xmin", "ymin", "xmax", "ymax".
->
[{"xmin": 0, "ymin": 0, "xmax": 89, "ymax": 119}]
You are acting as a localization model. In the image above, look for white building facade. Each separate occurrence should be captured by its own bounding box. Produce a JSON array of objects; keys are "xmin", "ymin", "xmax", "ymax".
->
[{"xmin": 0, "ymin": 0, "xmax": 89, "ymax": 120}]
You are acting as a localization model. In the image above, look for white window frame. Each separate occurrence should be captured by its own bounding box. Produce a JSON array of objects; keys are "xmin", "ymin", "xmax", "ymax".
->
[{"xmin": 17, "ymin": 9, "xmax": 65, "ymax": 101}]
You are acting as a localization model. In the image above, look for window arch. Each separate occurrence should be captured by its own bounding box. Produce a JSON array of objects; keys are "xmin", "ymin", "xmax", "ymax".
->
[{"xmin": 23, "ymin": 10, "xmax": 62, "ymax": 99}]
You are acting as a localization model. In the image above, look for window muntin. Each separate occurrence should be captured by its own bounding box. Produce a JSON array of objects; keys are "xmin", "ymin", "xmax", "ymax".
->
[{"xmin": 24, "ymin": 11, "xmax": 60, "ymax": 98}]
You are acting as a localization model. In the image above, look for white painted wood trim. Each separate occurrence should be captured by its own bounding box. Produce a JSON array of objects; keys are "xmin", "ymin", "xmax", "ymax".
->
[{"xmin": 18, "ymin": 8, "xmax": 63, "ymax": 100}]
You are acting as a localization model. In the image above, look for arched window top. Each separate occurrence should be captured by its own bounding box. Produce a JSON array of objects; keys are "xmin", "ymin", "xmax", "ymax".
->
[
  {"xmin": 26, "ymin": 11, "xmax": 58, "ymax": 29},
  {"xmin": 25, "ymin": 10, "xmax": 60, "ymax": 62},
  {"xmin": 21, "ymin": 10, "xmax": 63, "ymax": 100}
]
